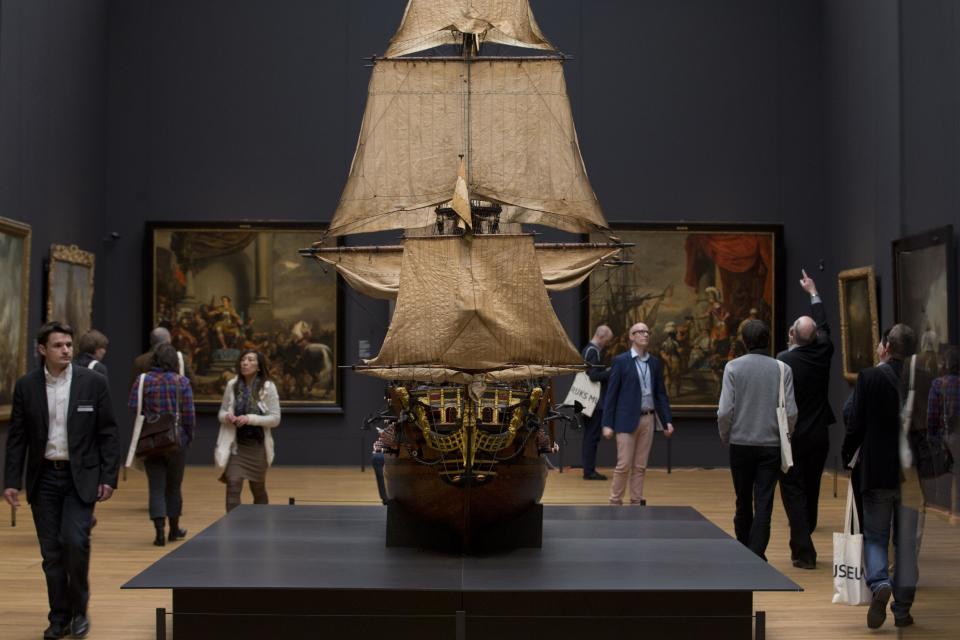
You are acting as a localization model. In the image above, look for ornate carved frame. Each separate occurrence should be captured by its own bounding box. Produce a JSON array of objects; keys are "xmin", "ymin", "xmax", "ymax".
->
[
  {"xmin": 0, "ymin": 217, "xmax": 32, "ymax": 421},
  {"xmin": 837, "ymin": 265, "xmax": 880, "ymax": 383},
  {"xmin": 46, "ymin": 243, "xmax": 96, "ymax": 336}
]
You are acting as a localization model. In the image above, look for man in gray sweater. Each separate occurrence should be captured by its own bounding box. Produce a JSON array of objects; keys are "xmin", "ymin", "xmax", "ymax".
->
[{"xmin": 718, "ymin": 320, "xmax": 798, "ymax": 559}]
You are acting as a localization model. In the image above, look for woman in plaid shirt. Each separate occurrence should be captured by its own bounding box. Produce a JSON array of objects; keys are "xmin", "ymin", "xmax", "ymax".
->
[{"xmin": 127, "ymin": 343, "xmax": 195, "ymax": 546}]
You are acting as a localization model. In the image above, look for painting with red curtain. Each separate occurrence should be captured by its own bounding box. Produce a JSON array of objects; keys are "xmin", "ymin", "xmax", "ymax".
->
[{"xmin": 589, "ymin": 224, "xmax": 782, "ymax": 412}]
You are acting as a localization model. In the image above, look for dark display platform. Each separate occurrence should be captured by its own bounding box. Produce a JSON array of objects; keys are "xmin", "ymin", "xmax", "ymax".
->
[{"xmin": 124, "ymin": 504, "xmax": 800, "ymax": 639}]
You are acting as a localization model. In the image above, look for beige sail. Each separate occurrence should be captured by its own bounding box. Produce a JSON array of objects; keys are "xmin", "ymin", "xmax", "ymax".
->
[
  {"xmin": 385, "ymin": 0, "xmax": 555, "ymax": 58},
  {"xmin": 363, "ymin": 234, "xmax": 583, "ymax": 379},
  {"xmin": 328, "ymin": 59, "xmax": 607, "ymax": 237},
  {"xmin": 313, "ymin": 242, "xmax": 620, "ymax": 299}
]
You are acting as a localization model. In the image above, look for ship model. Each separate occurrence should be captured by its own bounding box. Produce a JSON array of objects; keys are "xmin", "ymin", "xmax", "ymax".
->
[{"xmin": 301, "ymin": 0, "xmax": 624, "ymax": 552}]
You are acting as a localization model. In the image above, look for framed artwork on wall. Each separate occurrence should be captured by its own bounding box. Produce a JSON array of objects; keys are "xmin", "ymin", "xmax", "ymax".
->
[
  {"xmin": 893, "ymin": 225, "xmax": 956, "ymax": 345},
  {"xmin": 837, "ymin": 266, "xmax": 880, "ymax": 383},
  {"xmin": 588, "ymin": 222, "xmax": 784, "ymax": 416},
  {"xmin": 0, "ymin": 217, "xmax": 31, "ymax": 421},
  {"xmin": 145, "ymin": 222, "xmax": 341, "ymax": 412},
  {"xmin": 46, "ymin": 243, "xmax": 95, "ymax": 338}
]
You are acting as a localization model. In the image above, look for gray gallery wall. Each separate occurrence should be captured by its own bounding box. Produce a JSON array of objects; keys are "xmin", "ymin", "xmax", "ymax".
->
[
  {"xmin": 1, "ymin": 0, "xmax": 957, "ymax": 472},
  {"xmin": 0, "ymin": 0, "xmax": 109, "ymax": 469}
]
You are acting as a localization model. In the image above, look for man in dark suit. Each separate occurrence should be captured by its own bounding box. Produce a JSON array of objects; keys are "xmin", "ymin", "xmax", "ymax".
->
[
  {"xmin": 842, "ymin": 324, "xmax": 919, "ymax": 630},
  {"xmin": 4, "ymin": 321, "xmax": 121, "ymax": 639},
  {"xmin": 602, "ymin": 322, "xmax": 674, "ymax": 505},
  {"xmin": 776, "ymin": 270, "xmax": 835, "ymax": 568},
  {"xmin": 580, "ymin": 324, "xmax": 613, "ymax": 480}
]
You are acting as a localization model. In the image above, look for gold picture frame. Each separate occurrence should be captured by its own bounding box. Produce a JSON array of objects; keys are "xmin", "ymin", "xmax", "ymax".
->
[
  {"xmin": 838, "ymin": 266, "xmax": 880, "ymax": 383},
  {"xmin": 588, "ymin": 222, "xmax": 784, "ymax": 416},
  {"xmin": 147, "ymin": 221, "xmax": 341, "ymax": 412},
  {"xmin": 0, "ymin": 217, "xmax": 32, "ymax": 420},
  {"xmin": 46, "ymin": 244, "xmax": 96, "ymax": 338}
]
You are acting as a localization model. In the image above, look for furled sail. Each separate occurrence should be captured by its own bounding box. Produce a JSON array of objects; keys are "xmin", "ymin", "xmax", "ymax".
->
[
  {"xmin": 386, "ymin": 0, "xmax": 555, "ymax": 58},
  {"xmin": 361, "ymin": 234, "xmax": 583, "ymax": 381},
  {"xmin": 328, "ymin": 59, "xmax": 606, "ymax": 237},
  {"xmin": 313, "ymin": 243, "xmax": 621, "ymax": 299}
]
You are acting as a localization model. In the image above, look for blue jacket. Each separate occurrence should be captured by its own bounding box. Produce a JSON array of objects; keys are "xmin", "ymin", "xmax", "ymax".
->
[{"xmin": 602, "ymin": 350, "xmax": 673, "ymax": 433}]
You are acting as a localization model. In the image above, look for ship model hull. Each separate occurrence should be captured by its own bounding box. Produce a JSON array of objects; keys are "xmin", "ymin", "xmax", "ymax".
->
[
  {"xmin": 384, "ymin": 454, "xmax": 547, "ymax": 552},
  {"xmin": 372, "ymin": 381, "xmax": 558, "ymax": 552}
]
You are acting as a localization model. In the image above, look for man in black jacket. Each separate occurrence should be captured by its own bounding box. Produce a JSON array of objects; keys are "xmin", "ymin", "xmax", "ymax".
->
[
  {"xmin": 581, "ymin": 324, "xmax": 613, "ymax": 480},
  {"xmin": 4, "ymin": 322, "xmax": 121, "ymax": 639},
  {"xmin": 842, "ymin": 324, "xmax": 918, "ymax": 629},
  {"xmin": 776, "ymin": 270, "xmax": 835, "ymax": 568}
]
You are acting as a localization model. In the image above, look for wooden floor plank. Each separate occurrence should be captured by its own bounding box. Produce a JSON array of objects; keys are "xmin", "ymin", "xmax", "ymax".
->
[{"xmin": 0, "ymin": 465, "xmax": 956, "ymax": 639}]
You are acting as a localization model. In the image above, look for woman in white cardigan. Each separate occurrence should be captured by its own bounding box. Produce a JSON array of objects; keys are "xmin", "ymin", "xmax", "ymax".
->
[{"xmin": 216, "ymin": 349, "xmax": 281, "ymax": 512}]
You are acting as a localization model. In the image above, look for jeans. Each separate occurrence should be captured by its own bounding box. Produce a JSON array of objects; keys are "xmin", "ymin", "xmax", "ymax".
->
[
  {"xmin": 729, "ymin": 444, "xmax": 780, "ymax": 560},
  {"xmin": 144, "ymin": 447, "xmax": 187, "ymax": 519},
  {"xmin": 862, "ymin": 488, "xmax": 919, "ymax": 618},
  {"xmin": 31, "ymin": 465, "xmax": 94, "ymax": 624},
  {"xmin": 372, "ymin": 451, "xmax": 388, "ymax": 504}
]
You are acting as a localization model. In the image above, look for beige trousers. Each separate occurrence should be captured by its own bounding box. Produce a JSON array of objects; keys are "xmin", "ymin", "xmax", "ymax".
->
[{"xmin": 610, "ymin": 413, "xmax": 655, "ymax": 504}]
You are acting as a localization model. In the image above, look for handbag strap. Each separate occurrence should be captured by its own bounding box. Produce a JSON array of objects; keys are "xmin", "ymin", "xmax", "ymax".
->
[
  {"xmin": 776, "ymin": 360, "xmax": 786, "ymax": 409},
  {"xmin": 136, "ymin": 374, "xmax": 145, "ymax": 416},
  {"xmin": 844, "ymin": 478, "xmax": 861, "ymax": 535},
  {"xmin": 174, "ymin": 374, "xmax": 181, "ymax": 421}
]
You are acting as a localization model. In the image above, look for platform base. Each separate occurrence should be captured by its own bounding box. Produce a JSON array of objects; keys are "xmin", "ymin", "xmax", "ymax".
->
[
  {"xmin": 124, "ymin": 505, "xmax": 799, "ymax": 640},
  {"xmin": 385, "ymin": 499, "xmax": 543, "ymax": 553}
]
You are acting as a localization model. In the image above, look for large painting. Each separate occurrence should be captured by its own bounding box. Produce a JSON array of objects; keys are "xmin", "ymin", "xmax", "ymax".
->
[
  {"xmin": 147, "ymin": 222, "xmax": 340, "ymax": 411},
  {"xmin": 589, "ymin": 223, "xmax": 783, "ymax": 414},
  {"xmin": 46, "ymin": 244, "xmax": 95, "ymax": 338},
  {"xmin": 0, "ymin": 217, "xmax": 31, "ymax": 421},
  {"xmin": 837, "ymin": 266, "xmax": 880, "ymax": 383},
  {"xmin": 893, "ymin": 225, "xmax": 956, "ymax": 345}
]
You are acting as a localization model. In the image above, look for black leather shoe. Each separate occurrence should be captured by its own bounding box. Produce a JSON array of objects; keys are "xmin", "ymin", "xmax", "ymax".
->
[
  {"xmin": 583, "ymin": 471, "xmax": 608, "ymax": 480},
  {"xmin": 168, "ymin": 528, "xmax": 188, "ymax": 542},
  {"xmin": 42, "ymin": 622, "xmax": 69, "ymax": 639},
  {"xmin": 894, "ymin": 613, "xmax": 914, "ymax": 628},
  {"xmin": 867, "ymin": 583, "xmax": 891, "ymax": 629},
  {"xmin": 70, "ymin": 613, "xmax": 90, "ymax": 638},
  {"xmin": 792, "ymin": 558, "xmax": 816, "ymax": 569}
]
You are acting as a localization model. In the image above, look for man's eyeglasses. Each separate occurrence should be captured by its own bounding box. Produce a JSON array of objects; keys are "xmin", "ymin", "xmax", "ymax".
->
[{"xmin": 631, "ymin": 329, "xmax": 650, "ymax": 335}]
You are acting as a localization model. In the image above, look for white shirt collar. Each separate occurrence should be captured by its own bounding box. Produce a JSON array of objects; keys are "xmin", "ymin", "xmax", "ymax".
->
[
  {"xmin": 44, "ymin": 363, "xmax": 72, "ymax": 385},
  {"xmin": 630, "ymin": 346, "xmax": 650, "ymax": 362}
]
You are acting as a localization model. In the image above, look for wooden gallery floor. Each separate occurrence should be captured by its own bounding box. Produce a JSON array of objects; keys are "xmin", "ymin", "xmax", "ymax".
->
[{"xmin": 0, "ymin": 466, "xmax": 957, "ymax": 639}]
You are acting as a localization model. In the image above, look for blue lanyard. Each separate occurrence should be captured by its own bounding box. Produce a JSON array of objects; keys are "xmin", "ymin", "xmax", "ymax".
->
[{"xmin": 634, "ymin": 357, "xmax": 650, "ymax": 394}]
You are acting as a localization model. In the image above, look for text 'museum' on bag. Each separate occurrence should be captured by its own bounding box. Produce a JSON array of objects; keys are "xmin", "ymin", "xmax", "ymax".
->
[
  {"xmin": 563, "ymin": 371, "xmax": 601, "ymax": 418},
  {"xmin": 832, "ymin": 479, "xmax": 871, "ymax": 606}
]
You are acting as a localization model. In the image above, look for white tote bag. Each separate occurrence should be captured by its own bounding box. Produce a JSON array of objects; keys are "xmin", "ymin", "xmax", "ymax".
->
[
  {"xmin": 563, "ymin": 372, "xmax": 602, "ymax": 418},
  {"xmin": 776, "ymin": 361, "xmax": 794, "ymax": 474},
  {"xmin": 832, "ymin": 480, "xmax": 871, "ymax": 605}
]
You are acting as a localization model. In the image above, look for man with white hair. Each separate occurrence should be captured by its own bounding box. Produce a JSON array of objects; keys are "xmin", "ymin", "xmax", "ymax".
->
[{"xmin": 776, "ymin": 269, "xmax": 835, "ymax": 568}]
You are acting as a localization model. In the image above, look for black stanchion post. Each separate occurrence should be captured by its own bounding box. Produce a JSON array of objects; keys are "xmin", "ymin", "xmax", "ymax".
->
[
  {"xmin": 360, "ymin": 431, "xmax": 366, "ymax": 472},
  {"xmin": 156, "ymin": 607, "xmax": 166, "ymax": 640},
  {"xmin": 667, "ymin": 437, "xmax": 672, "ymax": 474},
  {"xmin": 456, "ymin": 610, "xmax": 466, "ymax": 640},
  {"xmin": 755, "ymin": 610, "xmax": 765, "ymax": 640},
  {"xmin": 288, "ymin": 497, "xmax": 295, "ymax": 505}
]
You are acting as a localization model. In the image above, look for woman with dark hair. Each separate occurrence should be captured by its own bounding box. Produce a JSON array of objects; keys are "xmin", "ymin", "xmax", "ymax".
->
[
  {"xmin": 127, "ymin": 342, "xmax": 195, "ymax": 546},
  {"xmin": 216, "ymin": 349, "xmax": 281, "ymax": 512}
]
